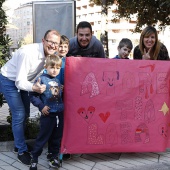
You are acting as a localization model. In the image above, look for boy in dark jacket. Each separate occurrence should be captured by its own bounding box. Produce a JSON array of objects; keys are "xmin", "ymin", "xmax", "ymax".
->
[
  {"xmin": 114, "ymin": 38, "xmax": 133, "ymax": 59},
  {"xmin": 29, "ymin": 54, "xmax": 64, "ymax": 170}
]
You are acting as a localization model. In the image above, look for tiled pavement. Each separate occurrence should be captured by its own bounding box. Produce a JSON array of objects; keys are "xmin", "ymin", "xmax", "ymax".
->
[
  {"xmin": 1, "ymin": 104, "xmax": 170, "ymax": 170},
  {"xmin": 0, "ymin": 149, "xmax": 170, "ymax": 170}
]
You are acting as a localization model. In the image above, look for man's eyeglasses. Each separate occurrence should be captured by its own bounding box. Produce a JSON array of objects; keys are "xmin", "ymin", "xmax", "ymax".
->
[{"xmin": 45, "ymin": 39, "xmax": 59, "ymax": 46}]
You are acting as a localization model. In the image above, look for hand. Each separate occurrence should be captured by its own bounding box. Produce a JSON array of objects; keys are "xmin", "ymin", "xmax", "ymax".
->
[
  {"xmin": 142, "ymin": 48, "xmax": 151, "ymax": 60},
  {"xmin": 32, "ymin": 78, "xmax": 46, "ymax": 94},
  {"xmin": 42, "ymin": 106, "xmax": 50, "ymax": 115}
]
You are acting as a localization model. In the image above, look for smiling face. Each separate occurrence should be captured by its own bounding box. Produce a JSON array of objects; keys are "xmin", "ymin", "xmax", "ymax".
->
[
  {"xmin": 42, "ymin": 31, "xmax": 61, "ymax": 56},
  {"xmin": 143, "ymin": 33, "xmax": 156, "ymax": 50},
  {"xmin": 77, "ymin": 28, "xmax": 92, "ymax": 48},
  {"xmin": 118, "ymin": 46, "xmax": 131, "ymax": 59},
  {"xmin": 58, "ymin": 43, "xmax": 69, "ymax": 57}
]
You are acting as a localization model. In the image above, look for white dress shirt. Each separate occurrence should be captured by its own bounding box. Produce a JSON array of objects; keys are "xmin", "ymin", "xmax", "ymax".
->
[{"xmin": 1, "ymin": 43, "xmax": 45, "ymax": 91}]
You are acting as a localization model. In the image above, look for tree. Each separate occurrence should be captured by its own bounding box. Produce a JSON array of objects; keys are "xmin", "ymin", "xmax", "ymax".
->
[
  {"xmin": 90, "ymin": 0, "xmax": 170, "ymax": 32},
  {"xmin": 18, "ymin": 34, "xmax": 33, "ymax": 48},
  {"xmin": 0, "ymin": 0, "xmax": 11, "ymax": 107}
]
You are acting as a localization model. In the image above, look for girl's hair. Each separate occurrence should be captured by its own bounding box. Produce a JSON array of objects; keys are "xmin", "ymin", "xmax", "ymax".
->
[
  {"xmin": 44, "ymin": 54, "xmax": 62, "ymax": 68},
  {"xmin": 139, "ymin": 26, "xmax": 161, "ymax": 60},
  {"xmin": 60, "ymin": 35, "xmax": 70, "ymax": 48}
]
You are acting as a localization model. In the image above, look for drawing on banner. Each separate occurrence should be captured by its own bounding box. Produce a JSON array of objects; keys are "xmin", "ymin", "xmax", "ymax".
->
[
  {"xmin": 156, "ymin": 73, "xmax": 169, "ymax": 94},
  {"xmin": 159, "ymin": 102, "xmax": 169, "ymax": 115},
  {"xmin": 102, "ymin": 71, "xmax": 119, "ymax": 95},
  {"xmin": 139, "ymin": 72, "xmax": 153, "ymax": 99},
  {"xmin": 139, "ymin": 64, "xmax": 155, "ymax": 72},
  {"xmin": 144, "ymin": 99, "xmax": 155, "ymax": 123},
  {"xmin": 88, "ymin": 123, "xmax": 104, "ymax": 145},
  {"xmin": 99, "ymin": 112, "xmax": 110, "ymax": 123},
  {"xmin": 120, "ymin": 122, "xmax": 133, "ymax": 144},
  {"xmin": 158, "ymin": 123, "xmax": 168, "ymax": 138},
  {"xmin": 135, "ymin": 96, "xmax": 143, "ymax": 120},
  {"xmin": 77, "ymin": 106, "xmax": 95, "ymax": 123},
  {"xmin": 116, "ymin": 99, "xmax": 133, "ymax": 121},
  {"xmin": 81, "ymin": 72, "xmax": 100, "ymax": 98},
  {"xmin": 122, "ymin": 72, "xmax": 135, "ymax": 93},
  {"xmin": 105, "ymin": 123, "xmax": 118, "ymax": 145},
  {"xmin": 61, "ymin": 58, "xmax": 170, "ymax": 153},
  {"xmin": 135, "ymin": 123, "xmax": 150, "ymax": 144}
]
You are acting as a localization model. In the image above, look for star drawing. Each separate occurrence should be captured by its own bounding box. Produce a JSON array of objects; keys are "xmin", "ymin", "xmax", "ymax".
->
[{"xmin": 159, "ymin": 102, "xmax": 169, "ymax": 116}]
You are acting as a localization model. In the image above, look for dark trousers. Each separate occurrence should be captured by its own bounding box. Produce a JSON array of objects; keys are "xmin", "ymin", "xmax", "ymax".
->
[{"xmin": 31, "ymin": 111, "xmax": 63, "ymax": 162}]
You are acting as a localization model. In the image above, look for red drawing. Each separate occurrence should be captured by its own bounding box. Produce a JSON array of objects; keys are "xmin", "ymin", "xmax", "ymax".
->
[
  {"xmin": 99, "ymin": 112, "xmax": 110, "ymax": 123},
  {"xmin": 77, "ymin": 106, "xmax": 95, "ymax": 123},
  {"xmin": 135, "ymin": 123, "xmax": 150, "ymax": 144},
  {"xmin": 139, "ymin": 64, "xmax": 155, "ymax": 72},
  {"xmin": 139, "ymin": 72, "xmax": 153, "ymax": 99},
  {"xmin": 158, "ymin": 123, "xmax": 168, "ymax": 138}
]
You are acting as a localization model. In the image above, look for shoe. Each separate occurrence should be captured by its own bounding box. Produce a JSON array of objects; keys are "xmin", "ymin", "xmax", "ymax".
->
[
  {"xmin": 49, "ymin": 158, "xmax": 60, "ymax": 168},
  {"xmin": 30, "ymin": 160, "xmax": 37, "ymax": 170},
  {"xmin": 63, "ymin": 154, "xmax": 71, "ymax": 161},
  {"xmin": 13, "ymin": 147, "xmax": 18, "ymax": 154},
  {"xmin": 13, "ymin": 144, "xmax": 33, "ymax": 154},
  {"xmin": 18, "ymin": 151, "xmax": 31, "ymax": 166},
  {"xmin": 46, "ymin": 153, "xmax": 52, "ymax": 160}
]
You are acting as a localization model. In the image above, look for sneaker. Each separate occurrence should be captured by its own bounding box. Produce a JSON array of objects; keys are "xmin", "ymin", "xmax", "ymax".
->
[
  {"xmin": 13, "ymin": 144, "xmax": 33, "ymax": 154},
  {"xmin": 63, "ymin": 154, "xmax": 71, "ymax": 161},
  {"xmin": 13, "ymin": 147, "xmax": 18, "ymax": 154},
  {"xmin": 46, "ymin": 153, "xmax": 52, "ymax": 160},
  {"xmin": 18, "ymin": 151, "xmax": 31, "ymax": 166},
  {"xmin": 49, "ymin": 158, "xmax": 60, "ymax": 168},
  {"xmin": 30, "ymin": 160, "xmax": 37, "ymax": 170},
  {"xmin": 30, "ymin": 159, "xmax": 37, "ymax": 170}
]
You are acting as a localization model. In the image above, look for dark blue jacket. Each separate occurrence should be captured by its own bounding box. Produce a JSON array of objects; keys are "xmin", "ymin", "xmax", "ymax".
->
[{"xmin": 29, "ymin": 73, "xmax": 64, "ymax": 113}]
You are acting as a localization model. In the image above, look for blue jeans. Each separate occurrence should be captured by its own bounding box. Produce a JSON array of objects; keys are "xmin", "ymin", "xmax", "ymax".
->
[{"xmin": 0, "ymin": 74, "xmax": 30, "ymax": 154}]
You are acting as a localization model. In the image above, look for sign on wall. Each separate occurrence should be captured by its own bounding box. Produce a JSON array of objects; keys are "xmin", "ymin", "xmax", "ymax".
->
[
  {"xmin": 32, "ymin": 0, "xmax": 76, "ymax": 43},
  {"xmin": 61, "ymin": 57, "xmax": 170, "ymax": 154}
]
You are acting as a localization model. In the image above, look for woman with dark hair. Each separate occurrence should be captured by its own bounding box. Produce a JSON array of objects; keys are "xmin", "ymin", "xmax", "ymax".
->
[{"xmin": 133, "ymin": 26, "xmax": 169, "ymax": 60}]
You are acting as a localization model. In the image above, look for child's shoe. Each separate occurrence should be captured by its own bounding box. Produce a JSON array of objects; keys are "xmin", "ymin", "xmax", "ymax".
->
[
  {"xmin": 49, "ymin": 157, "xmax": 60, "ymax": 168},
  {"xmin": 30, "ymin": 159, "xmax": 37, "ymax": 170}
]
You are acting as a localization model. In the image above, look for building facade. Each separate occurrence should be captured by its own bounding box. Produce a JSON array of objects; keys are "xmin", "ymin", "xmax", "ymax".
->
[
  {"xmin": 6, "ymin": 0, "xmax": 170, "ymax": 57},
  {"xmin": 6, "ymin": 2, "xmax": 33, "ymax": 50}
]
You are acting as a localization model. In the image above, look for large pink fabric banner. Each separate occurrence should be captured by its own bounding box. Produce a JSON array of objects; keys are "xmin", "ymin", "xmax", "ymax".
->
[{"xmin": 61, "ymin": 57, "xmax": 170, "ymax": 154}]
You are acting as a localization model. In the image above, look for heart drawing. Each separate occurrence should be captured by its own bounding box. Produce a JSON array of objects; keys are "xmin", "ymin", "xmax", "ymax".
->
[{"xmin": 99, "ymin": 112, "xmax": 110, "ymax": 123}]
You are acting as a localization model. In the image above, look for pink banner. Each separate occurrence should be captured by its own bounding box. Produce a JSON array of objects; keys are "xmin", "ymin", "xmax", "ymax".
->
[{"xmin": 61, "ymin": 57, "xmax": 170, "ymax": 154}]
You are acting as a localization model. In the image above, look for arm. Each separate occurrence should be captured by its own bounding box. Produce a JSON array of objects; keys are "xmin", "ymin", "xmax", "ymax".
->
[
  {"xmin": 29, "ymin": 78, "xmax": 46, "ymax": 111},
  {"xmin": 29, "ymin": 91, "xmax": 45, "ymax": 112},
  {"xmin": 29, "ymin": 91, "xmax": 50, "ymax": 115},
  {"xmin": 14, "ymin": 45, "xmax": 46, "ymax": 92}
]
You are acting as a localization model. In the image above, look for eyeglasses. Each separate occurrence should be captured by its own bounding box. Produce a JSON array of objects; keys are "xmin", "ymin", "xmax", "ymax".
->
[{"xmin": 45, "ymin": 39, "xmax": 59, "ymax": 46}]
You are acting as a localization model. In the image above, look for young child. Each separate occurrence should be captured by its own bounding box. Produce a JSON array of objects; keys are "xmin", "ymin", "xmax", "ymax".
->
[
  {"xmin": 29, "ymin": 54, "xmax": 64, "ymax": 170},
  {"xmin": 57, "ymin": 35, "xmax": 69, "ymax": 85},
  {"xmin": 46, "ymin": 35, "xmax": 71, "ymax": 161},
  {"xmin": 114, "ymin": 38, "xmax": 133, "ymax": 59}
]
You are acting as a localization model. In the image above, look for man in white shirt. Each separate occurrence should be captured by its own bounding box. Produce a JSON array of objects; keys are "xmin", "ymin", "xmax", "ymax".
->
[{"xmin": 0, "ymin": 29, "xmax": 61, "ymax": 166}]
